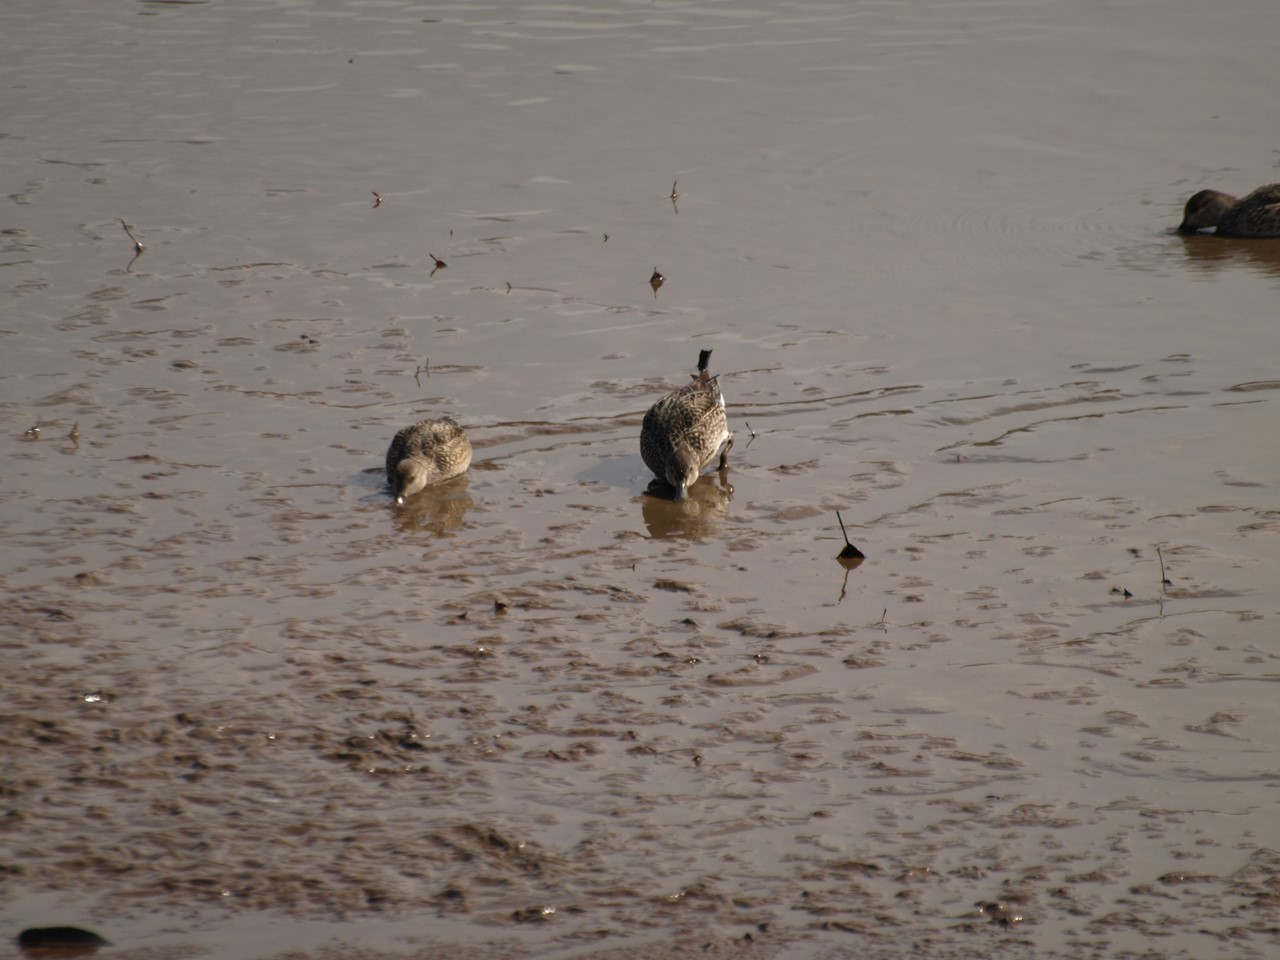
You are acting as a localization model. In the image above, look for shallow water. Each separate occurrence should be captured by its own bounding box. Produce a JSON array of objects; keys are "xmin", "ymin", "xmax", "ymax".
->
[{"xmin": 2, "ymin": 0, "xmax": 1279, "ymax": 958}]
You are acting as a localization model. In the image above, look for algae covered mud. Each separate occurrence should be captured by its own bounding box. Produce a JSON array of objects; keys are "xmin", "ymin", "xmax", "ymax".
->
[{"xmin": 2, "ymin": 0, "xmax": 1278, "ymax": 958}]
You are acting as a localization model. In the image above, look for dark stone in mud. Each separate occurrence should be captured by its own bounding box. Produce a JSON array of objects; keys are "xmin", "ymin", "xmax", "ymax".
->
[{"xmin": 17, "ymin": 927, "xmax": 110, "ymax": 951}]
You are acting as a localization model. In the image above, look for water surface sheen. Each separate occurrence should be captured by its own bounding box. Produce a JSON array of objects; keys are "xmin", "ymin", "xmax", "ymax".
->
[{"xmin": 2, "ymin": 1, "xmax": 1278, "ymax": 958}]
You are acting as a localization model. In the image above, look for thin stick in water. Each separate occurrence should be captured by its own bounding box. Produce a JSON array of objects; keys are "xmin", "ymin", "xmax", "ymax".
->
[
  {"xmin": 836, "ymin": 511, "xmax": 865, "ymax": 561},
  {"xmin": 120, "ymin": 219, "xmax": 144, "ymax": 253}
]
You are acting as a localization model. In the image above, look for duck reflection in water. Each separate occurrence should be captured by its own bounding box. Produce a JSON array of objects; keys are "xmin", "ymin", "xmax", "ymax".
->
[
  {"xmin": 640, "ymin": 469, "xmax": 733, "ymax": 540},
  {"xmin": 389, "ymin": 479, "xmax": 473, "ymax": 535},
  {"xmin": 1176, "ymin": 231, "xmax": 1280, "ymax": 279}
]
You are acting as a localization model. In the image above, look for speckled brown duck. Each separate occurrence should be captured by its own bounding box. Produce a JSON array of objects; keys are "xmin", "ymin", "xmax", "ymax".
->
[
  {"xmin": 640, "ymin": 348, "xmax": 733, "ymax": 500},
  {"xmin": 1177, "ymin": 183, "xmax": 1280, "ymax": 237},
  {"xmin": 385, "ymin": 417, "xmax": 472, "ymax": 504}
]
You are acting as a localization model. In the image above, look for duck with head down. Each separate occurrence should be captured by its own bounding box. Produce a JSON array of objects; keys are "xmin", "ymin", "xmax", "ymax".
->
[
  {"xmin": 1177, "ymin": 184, "xmax": 1280, "ymax": 238},
  {"xmin": 385, "ymin": 417, "xmax": 472, "ymax": 505},
  {"xmin": 640, "ymin": 348, "xmax": 733, "ymax": 500}
]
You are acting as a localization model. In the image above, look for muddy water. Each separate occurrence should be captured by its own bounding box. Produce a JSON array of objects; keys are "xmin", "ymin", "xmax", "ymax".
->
[{"xmin": 2, "ymin": 0, "xmax": 1279, "ymax": 958}]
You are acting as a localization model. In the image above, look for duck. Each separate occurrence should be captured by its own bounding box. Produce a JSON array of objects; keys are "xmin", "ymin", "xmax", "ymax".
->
[
  {"xmin": 1177, "ymin": 183, "xmax": 1280, "ymax": 237},
  {"xmin": 640, "ymin": 348, "xmax": 733, "ymax": 500},
  {"xmin": 385, "ymin": 417, "xmax": 472, "ymax": 504}
]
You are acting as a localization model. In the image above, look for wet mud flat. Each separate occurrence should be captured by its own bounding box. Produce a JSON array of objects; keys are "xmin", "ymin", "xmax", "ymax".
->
[
  {"xmin": 4, "ymin": 326, "xmax": 1278, "ymax": 960},
  {"xmin": 3, "ymin": 0, "xmax": 1280, "ymax": 958}
]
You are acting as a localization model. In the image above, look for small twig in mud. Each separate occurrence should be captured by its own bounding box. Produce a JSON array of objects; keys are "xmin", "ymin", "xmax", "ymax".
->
[
  {"xmin": 603, "ymin": 232, "xmax": 609, "ymax": 243},
  {"xmin": 68, "ymin": 423, "xmax": 80, "ymax": 447},
  {"xmin": 669, "ymin": 180, "xmax": 679, "ymax": 200},
  {"xmin": 429, "ymin": 253, "xmax": 447, "ymax": 276},
  {"xmin": 744, "ymin": 421, "xmax": 757, "ymax": 438},
  {"xmin": 876, "ymin": 608, "xmax": 888, "ymax": 630},
  {"xmin": 649, "ymin": 266, "xmax": 664, "ymax": 296},
  {"xmin": 120, "ymin": 219, "xmax": 144, "ymax": 253},
  {"xmin": 506, "ymin": 282, "xmax": 512, "ymax": 293},
  {"xmin": 371, "ymin": 190, "xmax": 384, "ymax": 207},
  {"xmin": 835, "ymin": 510, "xmax": 866, "ymax": 562},
  {"xmin": 1156, "ymin": 545, "xmax": 1172, "ymax": 588},
  {"xmin": 414, "ymin": 359, "xmax": 429, "ymax": 386}
]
